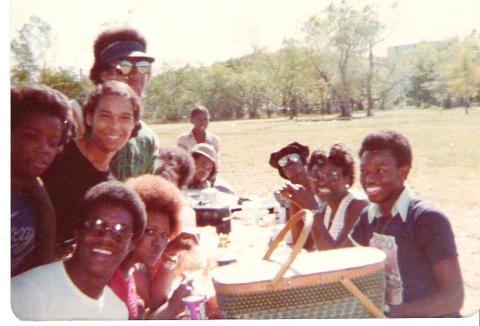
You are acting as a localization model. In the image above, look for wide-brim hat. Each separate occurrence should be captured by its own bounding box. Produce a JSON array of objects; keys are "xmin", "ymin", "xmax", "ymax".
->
[
  {"xmin": 100, "ymin": 40, "xmax": 155, "ymax": 63},
  {"xmin": 269, "ymin": 142, "xmax": 309, "ymax": 179}
]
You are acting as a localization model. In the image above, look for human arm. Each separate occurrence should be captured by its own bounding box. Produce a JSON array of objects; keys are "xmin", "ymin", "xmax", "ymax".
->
[
  {"xmin": 138, "ymin": 122, "xmax": 160, "ymax": 175},
  {"xmin": 389, "ymin": 209, "xmax": 464, "ymax": 317},
  {"xmin": 388, "ymin": 256, "xmax": 464, "ymax": 317},
  {"xmin": 28, "ymin": 178, "xmax": 56, "ymax": 266},
  {"xmin": 148, "ymin": 279, "xmax": 194, "ymax": 319},
  {"xmin": 276, "ymin": 183, "xmax": 318, "ymax": 250},
  {"xmin": 212, "ymin": 133, "xmax": 220, "ymax": 158},
  {"xmin": 148, "ymin": 232, "xmax": 199, "ymax": 310},
  {"xmin": 176, "ymin": 134, "xmax": 190, "ymax": 152}
]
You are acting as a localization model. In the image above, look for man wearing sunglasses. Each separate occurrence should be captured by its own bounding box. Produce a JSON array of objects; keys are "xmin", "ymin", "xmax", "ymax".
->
[
  {"xmin": 11, "ymin": 181, "xmax": 147, "ymax": 320},
  {"xmin": 89, "ymin": 27, "xmax": 160, "ymax": 180},
  {"xmin": 269, "ymin": 142, "xmax": 322, "ymax": 249}
]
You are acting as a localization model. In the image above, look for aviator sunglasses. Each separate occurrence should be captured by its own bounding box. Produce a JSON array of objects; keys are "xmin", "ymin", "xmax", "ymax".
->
[
  {"xmin": 83, "ymin": 218, "xmax": 133, "ymax": 243},
  {"xmin": 113, "ymin": 60, "xmax": 152, "ymax": 76},
  {"xmin": 278, "ymin": 153, "xmax": 301, "ymax": 167}
]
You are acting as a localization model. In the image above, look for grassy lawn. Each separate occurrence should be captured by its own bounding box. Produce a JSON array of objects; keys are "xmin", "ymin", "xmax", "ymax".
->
[{"xmin": 150, "ymin": 106, "xmax": 480, "ymax": 316}]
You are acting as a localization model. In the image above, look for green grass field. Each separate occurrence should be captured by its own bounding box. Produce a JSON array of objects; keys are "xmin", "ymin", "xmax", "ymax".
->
[{"xmin": 150, "ymin": 107, "xmax": 480, "ymax": 316}]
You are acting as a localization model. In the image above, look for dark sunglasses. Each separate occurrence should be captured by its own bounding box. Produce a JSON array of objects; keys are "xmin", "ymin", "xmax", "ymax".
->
[
  {"xmin": 83, "ymin": 218, "xmax": 133, "ymax": 243},
  {"xmin": 309, "ymin": 169, "xmax": 341, "ymax": 183},
  {"xmin": 278, "ymin": 153, "xmax": 300, "ymax": 167},
  {"xmin": 113, "ymin": 60, "xmax": 151, "ymax": 76}
]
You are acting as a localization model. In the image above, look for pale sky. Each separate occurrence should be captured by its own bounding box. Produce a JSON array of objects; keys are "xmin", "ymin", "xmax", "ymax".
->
[
  {"xmin": 9, "ymin": 0, "xmax": 480, "ymax": 75},
  {"xmin": 3, "ymin": 3, "xmax": 480, "ymax": 324}
]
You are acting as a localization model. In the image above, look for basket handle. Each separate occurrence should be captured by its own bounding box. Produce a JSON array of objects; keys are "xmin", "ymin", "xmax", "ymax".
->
[
  {"xmin": 340, "ymin": 277, "xmax": 387, "ymax": 318},
  {"xmin": 263, "ymin": 209, "xmax": 314, "ymax": 286}
]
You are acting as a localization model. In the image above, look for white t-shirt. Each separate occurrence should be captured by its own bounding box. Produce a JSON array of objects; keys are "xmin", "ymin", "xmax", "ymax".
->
[
  {"xmin": 11, "ymin": 261, "xmax": 128, "ymax": 320},
  {"xmin": 177, "ymin": 129, "xmax": 221, "ymax": 155}
]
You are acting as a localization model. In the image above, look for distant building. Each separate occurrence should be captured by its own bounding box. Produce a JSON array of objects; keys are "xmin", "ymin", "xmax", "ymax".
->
[
  {"xmin": 387, "ymin": 39, "xmax": 457, "ymax": 58},
  {"xmin": 387, "ymin": 43, "xmax": 417, "ymax": 58}
]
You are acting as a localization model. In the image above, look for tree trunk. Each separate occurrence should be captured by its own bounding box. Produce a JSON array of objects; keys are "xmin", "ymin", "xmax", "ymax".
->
[{"xmin": 367, "ymin": 45, "xmax": 374, "ymax": 116}]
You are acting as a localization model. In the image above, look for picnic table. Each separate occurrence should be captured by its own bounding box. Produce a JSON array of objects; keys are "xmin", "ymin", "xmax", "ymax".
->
[{"xmin": 177, "ymin": 189, "xmax": 287, "ymax": 318}]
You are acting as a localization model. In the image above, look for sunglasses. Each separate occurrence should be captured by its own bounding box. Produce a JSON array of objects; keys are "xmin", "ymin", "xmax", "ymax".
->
[
  {"xmin": 83, "ymin": 218, "xmax": 133, "ymax": 243},
  {"xmin": 278, "ymin": 153, "xmax": 301, "ymax": 167},
  {"xmin": 113, "ymin": 60, "xmax": 152, "ymax": 76},
  {"xmin": 309, "ymin": 168, "xmax": 341, "ymax": 183}
]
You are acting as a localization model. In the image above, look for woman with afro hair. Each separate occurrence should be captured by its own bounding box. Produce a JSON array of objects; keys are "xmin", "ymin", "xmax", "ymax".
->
[{"xmin": 278, "ymin": 143, "xmax": 368, "ymax": 250}]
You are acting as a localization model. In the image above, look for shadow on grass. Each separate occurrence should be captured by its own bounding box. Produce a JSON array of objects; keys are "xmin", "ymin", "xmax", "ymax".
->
[{"xmin": 295, "ymin": 114, "xmax": 372, "ymax": 123}]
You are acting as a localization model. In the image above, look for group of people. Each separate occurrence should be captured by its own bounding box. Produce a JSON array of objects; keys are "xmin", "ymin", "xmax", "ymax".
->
[
  {"xmin": 10, "ymin": 27, "xmax": 224, "ymax": 320},
  {"xmin": 10, "ymin": 26, "xmax": 464, "ymax": 320},
  {"xmin": 269, "ymin": 133, "xmax": 464, "ymax": 318}
]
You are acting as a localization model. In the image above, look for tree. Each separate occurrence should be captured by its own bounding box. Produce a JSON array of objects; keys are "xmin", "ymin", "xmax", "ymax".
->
[
  {"xmin": 270, "ymin": 39, "xmax": 318, "ymax": 118},
  {"xmin": 362, "ymin": 5, "xmax": 385, "ymax": 116},
  {"xmin": 405, "ymin": 42, "xmax": 450, "ymax": 108},
  {"xmin": 39, "ymin": 68, "xmax": 93, "ymax": 105},
  {"xmin": 304, "ymin": 1, "xmax": 370, "ymax": 117},
  {"xmin": 144, "ymin": 64, "xmax": 202, "ymax": 121},
  {"xmin": 444, "ymin": 33, "xmax": 480, "ymax": 113},
  {"xmin": 11, "ymin": 15, "xmax": 53, "ymax": 85}
]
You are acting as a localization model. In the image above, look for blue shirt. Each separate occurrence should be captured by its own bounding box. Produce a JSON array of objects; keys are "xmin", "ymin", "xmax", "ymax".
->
[
  {"xmin": 11, "ymin": 192, "xmax": 36, "ymax": 276},
  {"xmin": 350, "ymin": 189, "xmax": 458, "ymax": 306}
]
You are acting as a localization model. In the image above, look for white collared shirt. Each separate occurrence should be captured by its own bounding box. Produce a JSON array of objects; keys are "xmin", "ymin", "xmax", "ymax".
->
[
  {"xmin": 176, "ymin": 129, "xmax": 221, "ymax": 155},
  {"xmin": 367, "ymin": 188, "xmax": 412, "ymax": 224}
]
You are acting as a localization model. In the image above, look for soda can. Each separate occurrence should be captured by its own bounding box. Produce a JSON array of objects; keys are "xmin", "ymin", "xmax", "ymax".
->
[{"xmin": 183, "ymin": 294, "xmax": 207, "ymax": 319}]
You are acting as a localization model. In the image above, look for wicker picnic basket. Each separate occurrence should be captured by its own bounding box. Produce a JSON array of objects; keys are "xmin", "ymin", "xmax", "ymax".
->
[{"xmin": 212, "ymin": 209, "xmax": 387, "ymax": 319}]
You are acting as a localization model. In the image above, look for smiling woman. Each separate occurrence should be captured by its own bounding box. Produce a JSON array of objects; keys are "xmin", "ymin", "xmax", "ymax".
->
[
  {"xmin": 42, "ymin": 81, "xmax": 142, "ymax": 249},
  {"xmin": 278, "ymin": 143, "xmax": 368, "ymax": 250}
]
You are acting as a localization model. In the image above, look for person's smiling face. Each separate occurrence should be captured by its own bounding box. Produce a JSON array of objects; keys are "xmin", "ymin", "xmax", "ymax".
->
[
  {"xmin": 309, "ymin": 161, "xmax": 348, "ymax": 202},
  {"xmin": 194, "ymin": 154, "xmax": 215, "ymax": 182},
  {"xmin": 11, "ymin": 112, "xmax": 63, "ymax": 180},
  {"xmin": 191, "ymin": 112, "xmax": 209, "ymax": 131},
  {"xmin": 86, "ymin": 94, "xmax": 135, "ymax": 154},
  {"xmin": 360, "ymin": 149, "xmax": 409, "ymax": 206},
  {"xmin": 73, "ymin": 202, "xmax": 135, "ymax": 280}
]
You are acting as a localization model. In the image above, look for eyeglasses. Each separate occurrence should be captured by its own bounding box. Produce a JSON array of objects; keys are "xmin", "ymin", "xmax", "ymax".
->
[
  {"xmin": 309, "ymin": 169, "xmax": 341, "ymax": 183},
  {"xmin": 113, "ymin": 60, "xmax": 151, "ymax": 76},
  {"xmin": 278, "ymin": 153, "xmax": 301, "ymax": 167},
  {"xmin": 83, "ymin": 218, "xmax": 133, "ymax": 243}
]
